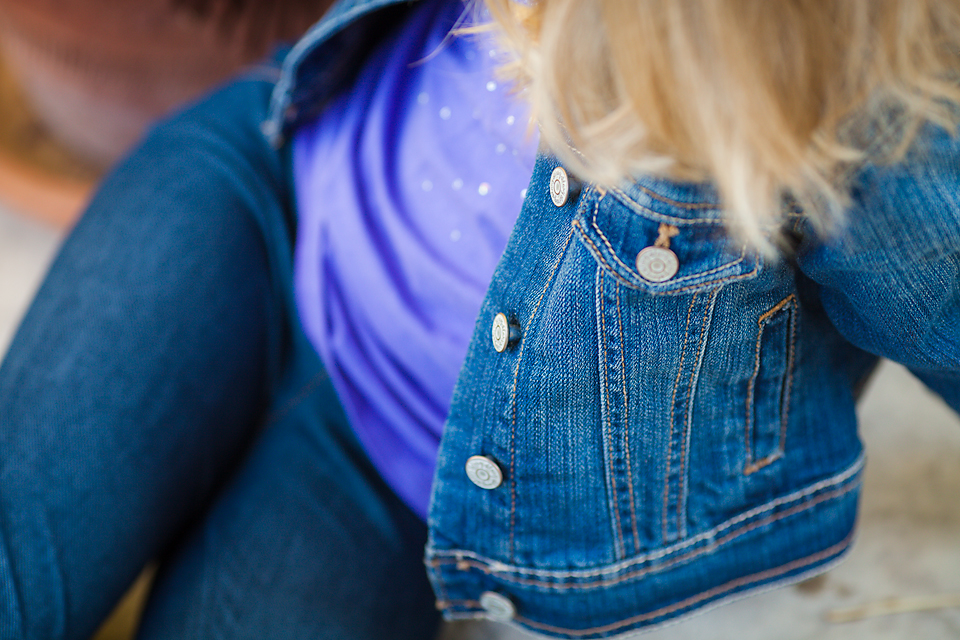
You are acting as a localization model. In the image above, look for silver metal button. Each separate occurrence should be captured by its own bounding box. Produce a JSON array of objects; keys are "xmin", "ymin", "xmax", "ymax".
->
[
  {"xmin": 492, "ymin": 313, "xmax": 510, "ymax": 352},
  {"xmin": 550, "ymin": 167, "xmax": 569, "ymax": 207},
  {"xmin": 465, "ymin": 456, "xmax": 503, "ymax": 490},
  {"xmin": 479, "ymin": 591, "xmax": 516, "ymax": 621},
  {"xmin": 636, "ymin": 246, "xmax": 679, "ymax": 282},
  {"xmin": 491, "ymin": 312, "xmax": 520, "ymax": 353}
]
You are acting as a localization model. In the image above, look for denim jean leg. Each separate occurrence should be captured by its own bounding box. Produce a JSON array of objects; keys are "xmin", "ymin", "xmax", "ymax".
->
[
  {"xmin": 0, "ymin": 75, "xmax": 292, "ymax": 640},
  {"xmin": 135, "ymin": 356, "xmax": 442, "ymax": 640},
  {"xmin": 0, "ymin": 71, "xmax": 439, "ymax": 639}
]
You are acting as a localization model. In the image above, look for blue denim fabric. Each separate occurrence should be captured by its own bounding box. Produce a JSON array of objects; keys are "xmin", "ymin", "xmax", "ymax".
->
[
  {"xmin": 2, "ymin": 0, "xmax": 958, "ymax": 638},
  {"xmin": 268, "ymin": 1, "xmax": 960, "ymax": 637},
  {"xmin": 0, "ymin": 69, "xmax": 439, "ymax": 639},
  {"xmin": 423, "ymin": 135, "xmax": 960, "ymax": 637},
  {"xmin": 424, "ymin": 158, "xmax": 873, "ymax": 638}
]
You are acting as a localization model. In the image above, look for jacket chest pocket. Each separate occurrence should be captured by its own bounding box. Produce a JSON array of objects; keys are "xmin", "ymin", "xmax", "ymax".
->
[
  {"xmin": 571, "ymin": 185, "xmax": 796, "ymax": 552},
  {"xmin": 571, "ymin": 186, "xmax": 759, "ymax": 297}
]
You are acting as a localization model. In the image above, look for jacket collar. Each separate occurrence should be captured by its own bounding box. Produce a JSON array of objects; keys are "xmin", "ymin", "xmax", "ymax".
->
[{"xmin": 263, "ymin": 0, "xmax": 418, "ymax": 146}]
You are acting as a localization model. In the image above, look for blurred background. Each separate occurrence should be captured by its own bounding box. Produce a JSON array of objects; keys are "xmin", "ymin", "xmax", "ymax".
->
[
  {"xmin": 0, "ymin": 1, "xmax": 957, "ymax": 639},
  {"xmin": 0, "ymin": 0, "xmax": 327, "ymax": 226}
]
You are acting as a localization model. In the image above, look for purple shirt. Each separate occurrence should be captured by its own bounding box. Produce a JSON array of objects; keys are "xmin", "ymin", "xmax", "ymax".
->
[{"xmin": 292, "ymin": 0, "xmax": 538, "ymax": 518}]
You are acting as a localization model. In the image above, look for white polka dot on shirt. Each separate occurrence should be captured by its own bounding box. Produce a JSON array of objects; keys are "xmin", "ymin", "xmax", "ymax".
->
[
  {"xmin": 486, "ymin": 81, "xmax": 497, "ymax": 92},
  {"xmin": 506, "ymin": 115, "xmax": 515, "ymax": 125},
  {"xmin": 496, "ymin": 143, "xmax": 506, "ymax": 155},
  {"xmin": 450, "ymin": 229, "xmax": 462, "ymax": 241},
  {"xmin": 452, "ymin": 178, "xmax": 463, "ymax": 190},
  {"xmin": 422, "ymin": 180, "xmax": 433, "ymax": 191},
  {"xmin": 478, "ymin": 183, "xmax": 490, "ymax": 196},
  {"xmin": 439, "ymin": 107, "xmax": 451, "ymax": 120},
  {"xmin": 417, "ymin": 92, "xmax": 429, "ymax": 105}
]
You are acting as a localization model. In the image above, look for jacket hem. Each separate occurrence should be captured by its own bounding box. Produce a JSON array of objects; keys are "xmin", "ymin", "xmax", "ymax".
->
[{"xmin": 427, "ymin": 456, "xmax": 863, "ymax": 639}]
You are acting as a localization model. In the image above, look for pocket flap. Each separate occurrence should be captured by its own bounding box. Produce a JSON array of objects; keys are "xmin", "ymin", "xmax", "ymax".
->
[{"xmin": 573, "ymin": 185, "xmax": 760, "ymax": 295}]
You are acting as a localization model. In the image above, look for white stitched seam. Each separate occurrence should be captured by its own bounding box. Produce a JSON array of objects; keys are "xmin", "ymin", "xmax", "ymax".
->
[
  {"xmin": 437, "ymin": 536, "xmax": 854, "ymax": 637},
  {"xmin": 428, "ymin": 454, "xmax": 864, "ymax": 580},
  {"xmin": 597, "ymin": 268, "xmax": 627, "ymax": 559},
  {"xmin": 573, "ymin": 219, "xmax": 760, "ymax": 295},
  {"xmin": 677, "ymin": 288, "xmax": 719, "ymax": 539},
  {"xmin": 434, "ymin": 481, "xmax": 857, "ymax": 588},
  {"xmin": 507, "ymin": 533, "xmax": 855, "ymax": 637},
  {"xmin": 574, "ymin": 209, "xmax": 755, "ymax": 293},
  {"xmin": 609, "ymin": 187, "xmax": 722, "ymax": 223},
  {"xmin": 663, "ymin": 293, "xmax": 699, "ymax": 542},
  {"xmin": 609, "ymin": 187, "xmax": 723, "ymax": 220},
  {"xmin": 588, "ymin": 207, "xmax": 748, "ymax": 286},
  {"xmin": 616, "ymin": 282, "xmax": 641, "ymax": 553}
]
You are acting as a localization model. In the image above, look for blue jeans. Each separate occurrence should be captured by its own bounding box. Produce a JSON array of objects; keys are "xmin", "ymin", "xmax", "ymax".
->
[{"xmin": 0, "ymin": 71, "xmax": 439, "ymax": 640}]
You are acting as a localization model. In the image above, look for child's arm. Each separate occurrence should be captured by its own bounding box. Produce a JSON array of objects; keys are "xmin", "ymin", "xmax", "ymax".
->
[{"xmin": 796, "ymin": 123, "xmax": 960, "ymax": 411}]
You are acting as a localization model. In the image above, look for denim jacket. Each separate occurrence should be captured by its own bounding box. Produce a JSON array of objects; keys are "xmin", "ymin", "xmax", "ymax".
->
[{"xmin": 265, "ymin": 1, "xmax": 960, "ymax": 637}]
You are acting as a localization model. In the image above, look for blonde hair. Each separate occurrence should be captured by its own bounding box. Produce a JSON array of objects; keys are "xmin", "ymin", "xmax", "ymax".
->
[{"xmin": 482, "ymin": 0, "xmax": 960, "ymax": 249}]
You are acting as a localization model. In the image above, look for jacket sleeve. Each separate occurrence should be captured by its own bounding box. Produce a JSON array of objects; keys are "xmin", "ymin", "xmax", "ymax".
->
[{"xmin": 796, "ymin": 123, "xmax": 960, "ymax": 412}]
